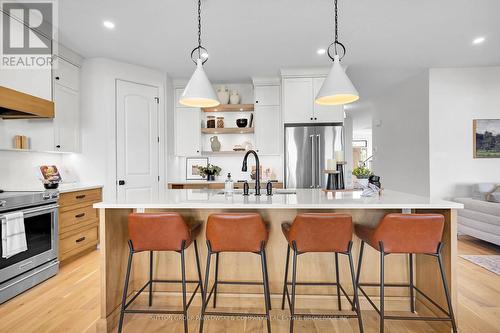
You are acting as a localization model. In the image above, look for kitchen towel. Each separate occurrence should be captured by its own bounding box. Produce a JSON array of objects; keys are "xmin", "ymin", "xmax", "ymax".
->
[{"xmin": 1, "ymin": 212, "xmax": 28, "ymax": 259}]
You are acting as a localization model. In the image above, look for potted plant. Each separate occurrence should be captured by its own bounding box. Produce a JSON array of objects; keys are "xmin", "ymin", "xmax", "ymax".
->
[
  {"xmin": 352, "ymin": 166, "xmax": 372, "ymax": 187},
  {"xmin": 198, "ymin": 164, "xmax": 222, "ymax": 181}
]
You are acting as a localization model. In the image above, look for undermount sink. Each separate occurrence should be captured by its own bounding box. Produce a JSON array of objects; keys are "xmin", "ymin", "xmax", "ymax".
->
[{"xmin": 216, "ymin": 189, "xmax": 296, "ymax": 195}]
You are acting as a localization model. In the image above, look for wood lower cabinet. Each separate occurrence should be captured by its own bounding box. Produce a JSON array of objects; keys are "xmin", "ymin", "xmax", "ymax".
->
[{"xmin": 59, "ymin": 188, "xmax": 102, "ymax": 263}]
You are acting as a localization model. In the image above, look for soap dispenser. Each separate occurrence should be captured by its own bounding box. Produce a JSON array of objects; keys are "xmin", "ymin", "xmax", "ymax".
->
[{"xmin": 224, "ymin": 173, "xmax": 234, "ymax": 194}]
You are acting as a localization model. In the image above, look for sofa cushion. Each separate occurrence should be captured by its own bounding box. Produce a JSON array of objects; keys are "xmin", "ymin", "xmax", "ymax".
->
[
  {"xmin": 487, "ymin": 188, "xmax": 500, "ymax": 203},
  {"xmin": 454, "ymin": 197, "xmax": 500, "ymax": 217},
  {"xmin": 472, "ymin": 183, "xmax": 498, "ymax": 201}
]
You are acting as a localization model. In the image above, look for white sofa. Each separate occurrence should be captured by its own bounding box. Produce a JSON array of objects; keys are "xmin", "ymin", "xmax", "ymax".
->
[{"xmin": 454, "ymin": 183, "xmax": 500, "ymax": 246}]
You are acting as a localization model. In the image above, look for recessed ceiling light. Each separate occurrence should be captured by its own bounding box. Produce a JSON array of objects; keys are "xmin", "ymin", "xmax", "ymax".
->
[
  {"xmin": 317, "ymin": 48, "xmax": 326, "ymax": 55},
  {"xmin": 103, "ymin": 20, "xmax": 115, "ymax": 29},
  {"xmin": 473, "ymin": 37, "xmax": 485, "ymax": 45}
]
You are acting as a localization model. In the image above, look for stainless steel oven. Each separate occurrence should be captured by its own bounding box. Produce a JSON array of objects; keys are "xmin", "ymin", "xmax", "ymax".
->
[{"xmin": 0, "ymin": 191, "xmax": 59, "ymax": 304}]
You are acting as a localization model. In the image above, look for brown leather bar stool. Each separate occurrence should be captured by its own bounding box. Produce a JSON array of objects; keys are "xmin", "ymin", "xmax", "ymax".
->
[
  {"xmin": 118, "ymin": 213, "xmax": 204, "ymax": 333},
  {"xmin": 355, "ymin": 214, "xmax": 458, "ymax": 333},
  {"xmin": 281, "ymin": 213, "xmax": 364, "ymax": 333},
  {"xmin": 199, "ymin": 213, "xmax": 271, "ymax": 333}
]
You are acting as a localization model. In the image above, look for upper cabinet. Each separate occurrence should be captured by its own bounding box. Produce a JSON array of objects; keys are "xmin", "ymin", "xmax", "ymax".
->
[
  {"xmin": 0, "ymin": 13, "xmax": 52, "ymax": 100},
  {"xmin": 174, "ymin": 88, "xmax": 201, "ymax": 156},
  {"xmin": 53, "ymin": 57, "xmax": 81, "ymax": 153},
  {"xmin": 253, "ymin": 81, "xmax": 281, "ymax": 155},
  {"xmin": 282, "ymin": 77, "xmax": 343, "ymax": 124}
]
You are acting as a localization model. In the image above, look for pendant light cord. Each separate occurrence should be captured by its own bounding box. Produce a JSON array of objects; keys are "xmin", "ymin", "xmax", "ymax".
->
[
  {"xmin": 327, "ymin": 0, "xmax": 346, "ymax": 61},
  {"xmin": 197, "ymin": 0, "xmax": 202, "ymax": 58},
  {"xmin": 190, "ymin": 0, "xmax": 209, "ymax": 64}
]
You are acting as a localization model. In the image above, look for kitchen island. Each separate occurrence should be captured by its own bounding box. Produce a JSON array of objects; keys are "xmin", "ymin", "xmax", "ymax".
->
[{"xmin": 95, "ymin": 189, "xmax": 463, "ymax": 333}]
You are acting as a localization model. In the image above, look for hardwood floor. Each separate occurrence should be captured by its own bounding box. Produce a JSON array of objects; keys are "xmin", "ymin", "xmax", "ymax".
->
[{"xmin": 0, "ymin": 236, "xmax": 498, "ymax": 333}]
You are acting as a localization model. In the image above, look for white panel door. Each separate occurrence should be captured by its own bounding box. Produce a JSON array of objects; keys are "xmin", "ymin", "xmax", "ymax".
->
[
  {"xmin": 116, "ymin": 80, "xmax": 159, "ymax": 201},
  {"xmin": 282, "ymin": 78, "xmax": 313, "ymax": 123},
  {"xmin": 255, "ymin": 105, "xmax": 281, "ymax": 155},
  {"xmin": 312, "ymin": 77, "xmax": 344, "ymax": 123},
  {"xmin": 53, "ymin": 83, "xmax": 79, "ymax": 152}
]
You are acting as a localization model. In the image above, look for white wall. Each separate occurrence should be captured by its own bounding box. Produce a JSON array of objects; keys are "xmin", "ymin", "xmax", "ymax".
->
[
  {"xmin": 371, "ymin": 70, "xmax": 430, "ymax": 196},
  {"xmin": 67, "ymin": 58, "xmax": 167, "ymax": 200},
  {"xmin": 429, "ymin": 67, "xmax": 500, "ymax": 199},
  {"xmin": 0, "ymin": 151, "xmax": 63, "ymax": 191}
]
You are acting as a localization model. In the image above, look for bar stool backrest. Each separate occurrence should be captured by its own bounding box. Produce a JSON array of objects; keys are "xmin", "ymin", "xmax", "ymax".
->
[
  {"xmin": 289, "ymin": 213, "xmax": 352, "ymax": 253},
  {"xmin": 206, "ymin": 213, "xmax": 268, "ymax": 252},
  {"xmin": 128, "ymin": 213, "xmax": 190, "ymax": 251},
  {"xmin": 375, "ymin": 213, "xmax": 445, "ymax": 254}
]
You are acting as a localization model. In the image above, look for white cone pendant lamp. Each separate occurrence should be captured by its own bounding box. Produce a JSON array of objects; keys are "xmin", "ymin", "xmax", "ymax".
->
[
  {"xmin": 179, "ymin": 0, "xmax": 219, "ymax": 108},
  {"xmin": 315, "ymin": 0, "xmax": 359, "ymax": 106}
]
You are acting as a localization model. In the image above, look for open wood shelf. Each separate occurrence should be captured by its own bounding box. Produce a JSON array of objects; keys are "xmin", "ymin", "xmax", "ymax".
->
[
  {"xmin": 201, "ymin": 127, "xmax": 254, "ymax": 134},
  {"xmin": 202, "ymin": 104, "xmax": 254, "ymax": 112}
]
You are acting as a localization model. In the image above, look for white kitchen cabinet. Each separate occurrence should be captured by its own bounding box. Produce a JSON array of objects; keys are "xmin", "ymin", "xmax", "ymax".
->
[
  {"xmin": 175, "ymin": 107, "xmax": 201, "ymax": 156},
  {"xmin": 54, "ymin": 58, "xmax": 79, "ymax": 91},
  {"xmin": 282, "ymin": 77, "xmax": 344, "ymax": 124},
  {"xmin": 255, "ymin": 105, "xmax": 281, "ymax": 155},
  {"xmin": 312, "ymin": 77, "xmax": 344, "ymax": 123},
  {"xmin": 53, "ymin": 83, "xmax": 79, "ymax": 152},
  {"xmin": 175, "ymin": 88, "xmax": 188, "ymax": 108},
  {"xmin": 255, "ymin": 85, "xmax": 280, "ymax": 106},
  {"xmin": 282, "ymin": 78, "xmax": 313, "ymax": 123}
]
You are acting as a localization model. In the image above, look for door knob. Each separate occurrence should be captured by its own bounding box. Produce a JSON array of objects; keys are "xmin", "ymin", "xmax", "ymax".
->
[{"xmin": 118, "ymin": 180, "xmax": 126, "ymax": 185}]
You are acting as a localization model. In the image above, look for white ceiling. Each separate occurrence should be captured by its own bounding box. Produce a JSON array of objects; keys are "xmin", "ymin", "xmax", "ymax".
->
[{"xmin": 58, "ymin": 0, "xmax": 500, "ymax": 129}]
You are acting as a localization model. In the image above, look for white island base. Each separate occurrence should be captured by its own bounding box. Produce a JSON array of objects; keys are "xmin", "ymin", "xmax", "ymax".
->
[{"xmin": 95, "ymin": 189, "xmax": 462, "ymax": 333}]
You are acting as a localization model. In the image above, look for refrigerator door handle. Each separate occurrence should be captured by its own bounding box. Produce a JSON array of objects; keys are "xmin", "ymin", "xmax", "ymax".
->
[
  {"xmin": 310, "ymin": 135, "xmax": 315, "ymax": 188},
  {"xmin": 316, "ymin": 134, "xmax": 321, "ymax": 188}
]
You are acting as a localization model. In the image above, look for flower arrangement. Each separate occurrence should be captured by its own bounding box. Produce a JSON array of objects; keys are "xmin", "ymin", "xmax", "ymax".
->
[
  {"xmin": 352, "ymin": 166, "xmax": 372, "ymax": 179},
  {"xmin": 198, "ymin": 164, "xmax": 222, "ymax": 181}
]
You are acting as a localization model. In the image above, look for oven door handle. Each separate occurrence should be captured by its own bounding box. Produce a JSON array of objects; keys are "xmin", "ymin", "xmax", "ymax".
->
[{"xmin": 0, "ymin": 204, "xmax": 59, "ymax": 219}]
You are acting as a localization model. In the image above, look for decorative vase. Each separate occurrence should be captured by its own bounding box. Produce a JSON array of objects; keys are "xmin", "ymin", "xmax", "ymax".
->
[
  {"xmin": 210, "ymin": 136, "xmax": 221, "ymax": 152},
  {"xmin": 216, "ymin": 86, "xmax": 230, "ymax": 104},
  {"xmin": 229, "ymin": 90, "xmax": 240, "ymax": 104},
  {"xmin": 207, "ymin": 174, "xmax": 215, "ymax": 181}
]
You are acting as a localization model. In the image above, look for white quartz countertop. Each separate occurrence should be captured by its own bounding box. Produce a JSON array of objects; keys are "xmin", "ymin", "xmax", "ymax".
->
[
  {"xmin": 94, "ymin": 189, "xmax": 463, "ymax": 210},
  {"xmin": 168, "ymin": 180, "xmax": 282, "ymax": 185},
  {"xmin": 57, "ymin": 183, "xmax": 103, "ymax": 193}
]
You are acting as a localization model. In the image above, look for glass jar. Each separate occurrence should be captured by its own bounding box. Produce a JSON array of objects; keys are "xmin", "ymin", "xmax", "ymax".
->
[
  {"xmin": 216, "ymin": 116, "xmax": 225, "ymax": 128},
  {"xmin": 207, "ymin": 116, "xmax": 216, "ymax": 128}
]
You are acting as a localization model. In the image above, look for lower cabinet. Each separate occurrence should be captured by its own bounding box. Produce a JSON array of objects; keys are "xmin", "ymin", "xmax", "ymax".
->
[{"xmin": 58, "ymin": 188, "xmax": 102, "ymax": 263}]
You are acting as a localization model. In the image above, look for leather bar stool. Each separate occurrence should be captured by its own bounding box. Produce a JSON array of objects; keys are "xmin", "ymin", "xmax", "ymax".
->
[
  {"xmin": 199, "ymin": 213, "xmax": 271, "ymax": 333},
  {"xmin": 355, "ymin": 213, "xmax": 458, "ymax": 333},
  {"xmin": 118, "ymin": 213, "xmax": 204, "ymax": 333},
  {"xmin": 281, "ymin": 213, "xmax": 364, "ymax": 333}
]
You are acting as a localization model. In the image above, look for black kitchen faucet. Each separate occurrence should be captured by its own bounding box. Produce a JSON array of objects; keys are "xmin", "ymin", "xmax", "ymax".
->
[{"xmin": 241, "ymin": 150, "xmax": 260, "ymax": 196}]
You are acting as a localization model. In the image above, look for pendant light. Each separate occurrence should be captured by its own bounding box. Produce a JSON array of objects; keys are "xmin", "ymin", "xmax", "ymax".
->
[
  {"xmin": 179, "ymin": 0, "xmax": 220, "ymax": 108},
  {"xmin": 315, "ymin": 0, "xmax": 359, "ymax": 106}
]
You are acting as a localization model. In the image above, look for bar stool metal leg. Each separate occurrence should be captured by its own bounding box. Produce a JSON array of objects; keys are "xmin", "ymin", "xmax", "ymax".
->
[
  {"xmin": 199, "ymin": 242, "xmax": 212, "ymax": 333},
  {"xmin": 149, "ymin": 251, "xmax": 153, "ymax": 307},
  {"xmin": 347, "ymin": 242, "xmax": 364, "ymax": 333},
  {"xmin": 281, "ymin": 245, "xmax": 291, "ymax": 310},
  {"xmin": 260, "ymin": 244, "xmax": 272, "ymax": 333},
  {"xmin": 180, "ymin": 241, "xmax": 188, "ymax": 333},
  {"xmin": 194, "ymin": 240, "xmax": 204, "ymax": 298},
  {"xmin": 289, "ymin": 242, "xmax": 298, "ymax": 333},
  {"xmin": 262, "ymin": 247, "xmax": 272, "ymax": 310},
  {"xmin": 335, "ymin": 252, "xmax": 342, "ymax": 311},
  {"xmin": 437, "ymin": 243, "xmax": 458, "ymax": 333},
  {"xmin": 379, "ymin": 241, "xmax": 385, "ymax": 333},
  {"xmin": 118, "ymin": 240, "xmax": 134, "ymax": 333},
  {"xmin": 213, "ymin": 253, "xmax": 219, "ymax": 308},
  {"xmin": 409, "ymin": 253, "xmax": 415, "ymax": 313}
]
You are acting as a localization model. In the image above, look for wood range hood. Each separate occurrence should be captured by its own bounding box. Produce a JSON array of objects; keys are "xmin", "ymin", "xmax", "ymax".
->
[{"xmin": 0, "ymin": 86, "xmax": 54, "ymax": 119}]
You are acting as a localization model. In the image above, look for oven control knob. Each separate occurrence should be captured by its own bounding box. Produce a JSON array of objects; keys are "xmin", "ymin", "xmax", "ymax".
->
[
  {"xmin": 51, "ymin": 193, "xmax": 59, "ymax": 199},
  {"xmin": 0, "ymin": 200, "xmax": 6, "ymax": 207},
  {"xmin": 42, "ymin": 193, "xmax": 51, "ymax": 200}
]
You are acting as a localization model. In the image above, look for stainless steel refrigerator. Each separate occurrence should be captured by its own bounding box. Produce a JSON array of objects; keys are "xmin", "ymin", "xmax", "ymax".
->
[{"xmin": 284, "ymin": 124, "xmax": 344, "ymax": 188}]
